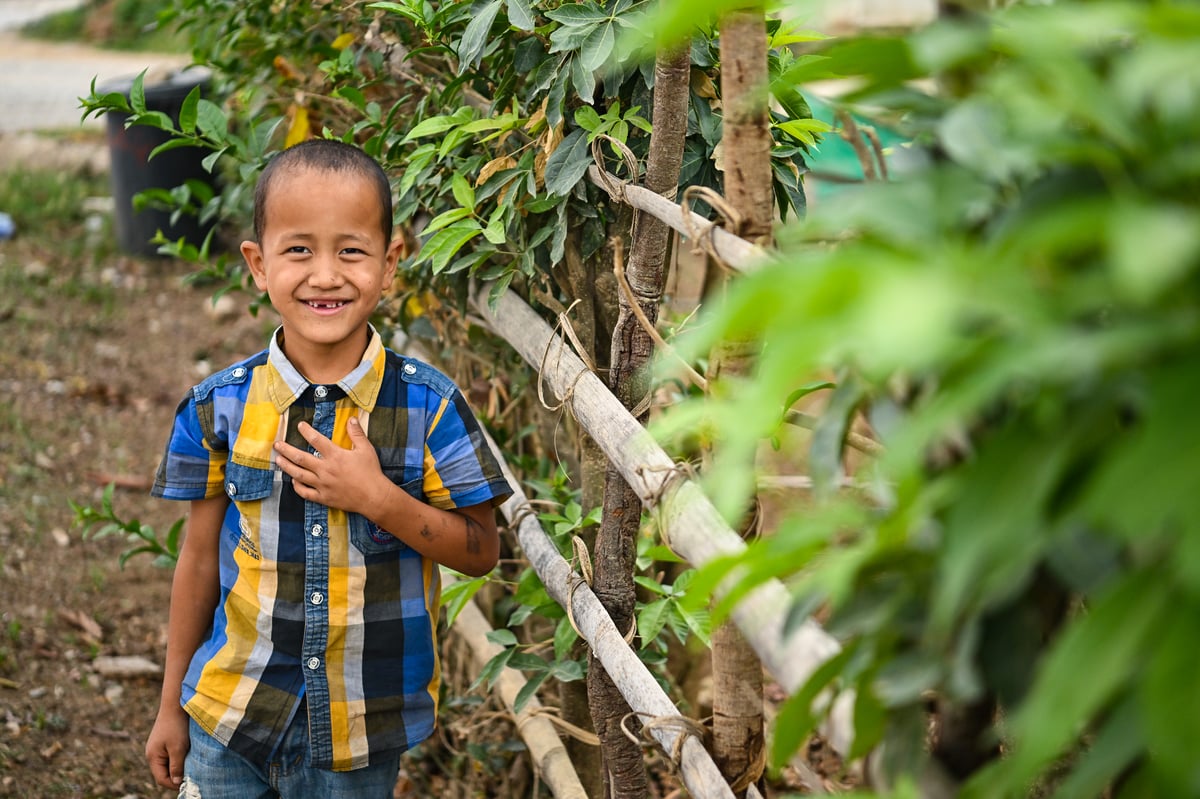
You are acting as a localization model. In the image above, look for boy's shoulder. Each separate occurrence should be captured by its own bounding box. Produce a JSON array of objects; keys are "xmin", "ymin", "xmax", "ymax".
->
[
  {"xmin": 383, "ymin": 348, "xmax": 458, "ymax": 399},
  {"xmin": 192, "ymin": 349, "xmax": 270, "ymax": 401}
]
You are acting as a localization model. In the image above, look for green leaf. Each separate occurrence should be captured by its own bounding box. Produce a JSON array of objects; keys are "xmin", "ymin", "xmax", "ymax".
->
[
  {"xmin": 195, "ymin": 99, "xmax": 227, "ymax": 140},
  {"xmin": 580, "ymin": 21, "xmax": 616, "ymax": 73},
  {"xmin": 637, "ymin": 597, "xmax": 671, "ymax": 644},
  {"xmin": 809, "ymin": 372, "xmax": 864, "ymax": 499},
  {"xmin": 544, "ymin": 1, "xmax": 608, "ymax": 26},
  {"xmin": 334, "ymin": 85, "xmax": 366, "ymax": 111},
  {"xmin": 570, "ymin": 55, "xmax": 597, "ymax": 104},
  {"xmin": 440, "ymin": 574, "xmax": 487, "ymax": 627},
  {"xmin": 770, "ymin": 647, "xmax": 854, "ymax": 768},
  {"xmin": 633, "ymin": 575, "xmax": 670, "ymax": 596},
  {"xmin": 424, "ymin": 207, "xmax": 475, "ymax": 234},
  {"xmin": 513, "ymin": 670, "xmax": 549, "ymax": 713},
  {"xmin": 548, "ymin": 658, "xmax": 585, "ymax": 682},
  {"xmin": 451, "ymin": 172, "xmax": 476, "ymax": 210},
  {"xmin": 366, "ymin": 1, "xmax": 424, "ymax": 24},
  {"xmin": 457, "ymin": 0, "xmax": 503, "ymax": 74},
  {"xmin": 471, "ymin": 648, "xmax": 515, "ymax": 690},
  {"xmin": 1050, "ymin": 696, "xmax": 1142, "ymax": 799},
  {"xmin": 130, "ymin": 110, "xmax": 175, "ymax": 131},
  {"xmin": 148, "ymin": 137, "xmax": 202, "ymax": 161},
  {"xmin": 574, "ymin": 105, "xmax": 602, "ymax": 132},
  {"xmin": 129, "ymin": 71, "xmax": 147, "ymax": 114},
  {"xmin": 506, "ymin": 0, "xmax": 535, "ymax": 30},
  {"xmin": 423, "ymin": 223, "xmax": 482, "ymax": 274},
  {"xmin": 553, "ymin": 617, "xmax": 579, "ymax": 661},
  {"xmin": 485, "ymin": 628, "xmax": 518, "ymax": 647},
  {"xmin": 1138, "ymin": 609, "xmax": 1200, "ymax": 796},
  {"xmin": 201, "ymin": 147, "xmax": 229, "ymax": 173},
  {"xmin": 483, "ymin": 207, "xmax": 507, "ymax": 244},
  {"xmin": 543, "ymin": 128, "xmax": 591, "ymax": 196},
  {"xmin": 850, "ymin": 684, "xmax": 886, "ymax": 760},
  {"xmin": 403, "ymin": 112, "xmax": 470, "ymax": 142},
  {"xmin": 973, "ymin": 570, "xmax": 1169, "ymax": 796},
  {"xmin": 178, "ymin": 85, "xmax": 201, "ymax": 135}
]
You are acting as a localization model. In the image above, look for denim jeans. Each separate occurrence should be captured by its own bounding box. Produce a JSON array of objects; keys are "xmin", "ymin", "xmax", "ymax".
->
[{"xmin": 182, "ymin": 703, "xmax": 402, "ymax": 799}]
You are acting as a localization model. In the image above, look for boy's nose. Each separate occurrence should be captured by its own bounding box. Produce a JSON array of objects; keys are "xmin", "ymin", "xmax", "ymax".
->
[{"xmin": 308, "ymin": 256, "xmax": 344, "ymax": 287}]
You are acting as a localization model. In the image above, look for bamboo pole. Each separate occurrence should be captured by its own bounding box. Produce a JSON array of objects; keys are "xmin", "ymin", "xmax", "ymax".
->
[
  {"xmin": 586, "ymin": 166, "xmax": 765, "ymax": 272},
  {"xmin": 448, "ymin": 588, "xmax": 591, "ymax": 799},
  {"xmin": 482, "ymin": 432, "xmax": 738, "ymax": 799},
  {"xmin": 472, "ymin": 285, "xmax": 855, "ymax": 757}
]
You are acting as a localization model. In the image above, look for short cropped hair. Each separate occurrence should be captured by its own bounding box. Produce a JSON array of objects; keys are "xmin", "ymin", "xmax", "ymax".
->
[{"xmin": 253, "ymin": 139, "xmax": 393, "ymax": 243}]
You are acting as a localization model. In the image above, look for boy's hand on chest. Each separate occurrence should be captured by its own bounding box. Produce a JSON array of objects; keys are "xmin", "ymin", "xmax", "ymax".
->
[{"xmin": 273, "ymin": 417, "xmax": 391, "ymax": 515}]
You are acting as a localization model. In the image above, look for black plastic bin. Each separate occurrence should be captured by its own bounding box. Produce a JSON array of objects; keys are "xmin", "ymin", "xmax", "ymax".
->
[{"xmin": 101, "ymin": 68, "xmax": 218, "ymax": 257}]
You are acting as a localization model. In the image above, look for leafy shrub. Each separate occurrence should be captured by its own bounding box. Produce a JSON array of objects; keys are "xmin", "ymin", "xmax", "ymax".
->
[{"xmin": 659, "ymin": 2, "xmax": 1200, "ymax": 794}]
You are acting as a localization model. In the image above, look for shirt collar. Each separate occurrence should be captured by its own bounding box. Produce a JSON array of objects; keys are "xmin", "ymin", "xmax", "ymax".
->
[{"xmin": 266, "ymin": 326, "xmax": 386, "ymax": 413}]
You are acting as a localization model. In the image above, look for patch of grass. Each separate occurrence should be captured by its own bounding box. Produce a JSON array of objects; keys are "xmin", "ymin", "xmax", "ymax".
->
[
  {"xmin": 0, "ymin": 169, "xmax": 108, "ymax": 240},
  {"xmin": 22, "ymin": 0, "xmax": 187, "ymax": 53}
]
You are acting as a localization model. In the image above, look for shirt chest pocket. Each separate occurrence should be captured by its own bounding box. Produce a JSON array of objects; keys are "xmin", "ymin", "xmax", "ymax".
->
[
  {"xmin": 224, "ymin": 461, "xmax": 276, "ymax": 503},
  {"xmin": 349, "ymin": 473, "xmax": 423, "ymax": 556}
]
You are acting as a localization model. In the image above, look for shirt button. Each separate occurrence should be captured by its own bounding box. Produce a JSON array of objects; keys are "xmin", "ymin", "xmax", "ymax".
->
[
  {"xmin": 403, "ymin": 363, "xmax": 416, "ymax": 375},
  {"xmin": 306, "ymin": 657, "xmax": 321, "ymax": 670},
  {"xmin": 231, "ymin": 367, "xmax": 247, "ymax": 378},
  {"xmin": 311, "ymin": 523, "xmax": 323, "ymax": 537},
  {"xmin": 227, "ymin": 482, "xmax": 237, "ymax": 496},
  {"xmin": 314, "ymin": 385, "xmax": 328, "ymax": 398},
  {"xmin": 311, "ymin": 591, "xmax": 324, "ymax": 605}
]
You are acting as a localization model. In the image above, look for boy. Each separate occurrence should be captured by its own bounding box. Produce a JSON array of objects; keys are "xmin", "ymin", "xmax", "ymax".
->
[{"xmin": 146, "ymin": 139, "xmax": 511, "ymax": 797}]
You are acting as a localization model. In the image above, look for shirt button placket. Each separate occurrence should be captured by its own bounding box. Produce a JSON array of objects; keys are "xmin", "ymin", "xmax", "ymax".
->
[{"xmin": 301, "ymin": 385, "xmax": 337, "ymax": 766}]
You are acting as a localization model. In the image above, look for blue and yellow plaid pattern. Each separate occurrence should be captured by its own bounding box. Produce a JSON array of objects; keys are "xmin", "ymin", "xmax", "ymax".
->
[{"xmin": 153, "ymin": 328, "xmax": 511, "ymax": 771}]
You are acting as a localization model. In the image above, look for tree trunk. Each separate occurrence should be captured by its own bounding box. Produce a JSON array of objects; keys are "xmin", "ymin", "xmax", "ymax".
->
[
  {"xmin": 710, "ymin": 8, "xmax": 773, "ymax": 796},
  {"xmin": 562, "ymin": 435, "xmax": 606, "ymax": 799},
  {"xmin": 588, "ymin": 44, "xmax": 691, "ymax": 799}
]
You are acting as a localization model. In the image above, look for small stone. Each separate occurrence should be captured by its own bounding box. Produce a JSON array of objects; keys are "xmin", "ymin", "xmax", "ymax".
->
[
  {"xmin": 104, "ymin": 683, "xmax": 124, "ymax": 703},
  {"xmin": 91, "ymin": 655, "xmax": 161, "ymax": 678},
  {"xmin": 204, "ymin": 293, "xmax": 240, "ymax": 322},
  {"xmin": 51, "ymin": 528, "xmax": 70, "ymax": 548}
]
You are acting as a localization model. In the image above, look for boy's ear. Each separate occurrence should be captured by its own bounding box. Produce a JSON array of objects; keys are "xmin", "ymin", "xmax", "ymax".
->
[
  {"xmin": 383, "ymin": 236, "xmax": 403, "ymax": 283},
  {"xmin": 241, "ymin": 241, "xmax": 269, "ymax": 291}
]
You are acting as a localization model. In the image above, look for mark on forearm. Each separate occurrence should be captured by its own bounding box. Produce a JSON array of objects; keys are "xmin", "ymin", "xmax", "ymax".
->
[
  {"xmin": 465, "ymin": 516, "xmax": 483, "ymax": 555},
  {"xmin": 419, "ymin": 524, "xmax": 433, "ymax": 540}
]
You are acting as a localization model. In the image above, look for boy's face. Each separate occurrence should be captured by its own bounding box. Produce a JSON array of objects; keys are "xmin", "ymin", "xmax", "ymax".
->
[{"xmin": 241, "ymin": 167, "xmax": 402, "ymax": 380}]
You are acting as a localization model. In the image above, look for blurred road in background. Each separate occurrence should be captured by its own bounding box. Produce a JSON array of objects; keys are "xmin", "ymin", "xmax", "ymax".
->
[{"xmin": 0, "ymin": 0, "xmax": 187, "ymax": 133}]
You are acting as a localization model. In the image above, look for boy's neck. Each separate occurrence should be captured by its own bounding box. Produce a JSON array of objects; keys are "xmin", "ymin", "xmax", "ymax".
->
[{"xmin": 277, "ymin": 327, "xmax": 371, "ymax": 386}]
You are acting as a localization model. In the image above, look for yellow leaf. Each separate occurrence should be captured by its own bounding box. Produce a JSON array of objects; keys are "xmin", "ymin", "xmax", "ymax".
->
[
  {"xmin": 690, "ymin": 68, "xmax": 718, "ymax": 100},
  {"xmin": 406, "ymin": 295, "xmax": 425, "ymax": 318},
  {"xmin": 524, "ymin": 107, "xmax": 546, "ymax": 134},
  {"xmin": 476, "ymin": 155, "xmax": 518, "ymax": 187},
  {"xmin": 331, "ymin": 32, "xmax": 355, "ymax": 51},
  {"xmin": 273, "ymin": 55, "xmax": 301, "ymax": 81},
  {"xmin": 285, "ymin": 106, "xmax": 310, "ymax": 148}
]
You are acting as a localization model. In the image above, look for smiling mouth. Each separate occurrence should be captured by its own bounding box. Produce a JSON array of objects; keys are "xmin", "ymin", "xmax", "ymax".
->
[{"xmin": 305, "ymin": 300, "xmax": 348, "ymax": 309}]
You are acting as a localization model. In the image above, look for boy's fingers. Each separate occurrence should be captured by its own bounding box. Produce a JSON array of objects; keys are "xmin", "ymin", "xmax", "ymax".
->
[{"xmin": 148, "ymin": 748, "xmax": 173, "ymax": 789}]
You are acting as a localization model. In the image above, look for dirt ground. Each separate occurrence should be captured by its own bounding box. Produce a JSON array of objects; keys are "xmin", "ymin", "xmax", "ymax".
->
[{"xmin": 0, "ymin": 142, "xmax": 268, "ymax": 797}]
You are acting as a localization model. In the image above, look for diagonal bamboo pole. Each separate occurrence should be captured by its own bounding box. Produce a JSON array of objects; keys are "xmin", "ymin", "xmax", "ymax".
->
[
  {"xmin": 447, "ymin": 585, "xmax": 591, "ymax": 799},
  {"xmin": 480, "ymin": 430, "xmax": 738, "ymax": 799},
  {"xmin": 472, "ymin": 285, "xmax": 855, "ymax": 757}
]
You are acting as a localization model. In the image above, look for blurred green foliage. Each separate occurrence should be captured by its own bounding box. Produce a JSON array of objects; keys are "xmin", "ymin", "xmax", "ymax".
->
[
  {"xmin": 23, "ymin": 0, "xmax": 185, "ymax": 52},
  {"xmin": 655, "ymin": 1, "xmax": 1200, "ymax": 795}
]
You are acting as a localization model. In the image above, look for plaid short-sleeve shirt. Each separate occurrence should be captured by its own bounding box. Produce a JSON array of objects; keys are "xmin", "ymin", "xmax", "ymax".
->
[{"xmin": 152, "ymin": 328, "xmax": 511, "ymax": 771}]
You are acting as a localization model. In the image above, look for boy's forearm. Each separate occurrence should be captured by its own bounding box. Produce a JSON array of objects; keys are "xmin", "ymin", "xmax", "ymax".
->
[
  {"xmin": 158, "ymin": 497, "xmax": 225, "ymax": 712},
  {"xmin": 159, "ymin": 560, "xmax": 220, "ymax": 709},
  {"xmin": 366, "ymin": 482, "xmax": 499, "ymax": 576}
]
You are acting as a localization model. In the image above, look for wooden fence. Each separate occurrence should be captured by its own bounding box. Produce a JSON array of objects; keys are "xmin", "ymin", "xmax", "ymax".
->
[{"xmin": 438, "ymin": 160, "xmax": 859, "ymax": 796}]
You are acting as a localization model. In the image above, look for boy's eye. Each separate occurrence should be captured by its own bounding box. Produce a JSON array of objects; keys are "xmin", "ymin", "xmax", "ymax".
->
[
  {"xmin": 341, "ymin": 247, "xmax": 366, "ymax": 256},
  {"xmin": 286, "ymin": 245, "xmax": 311, "ymax": 254}
]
